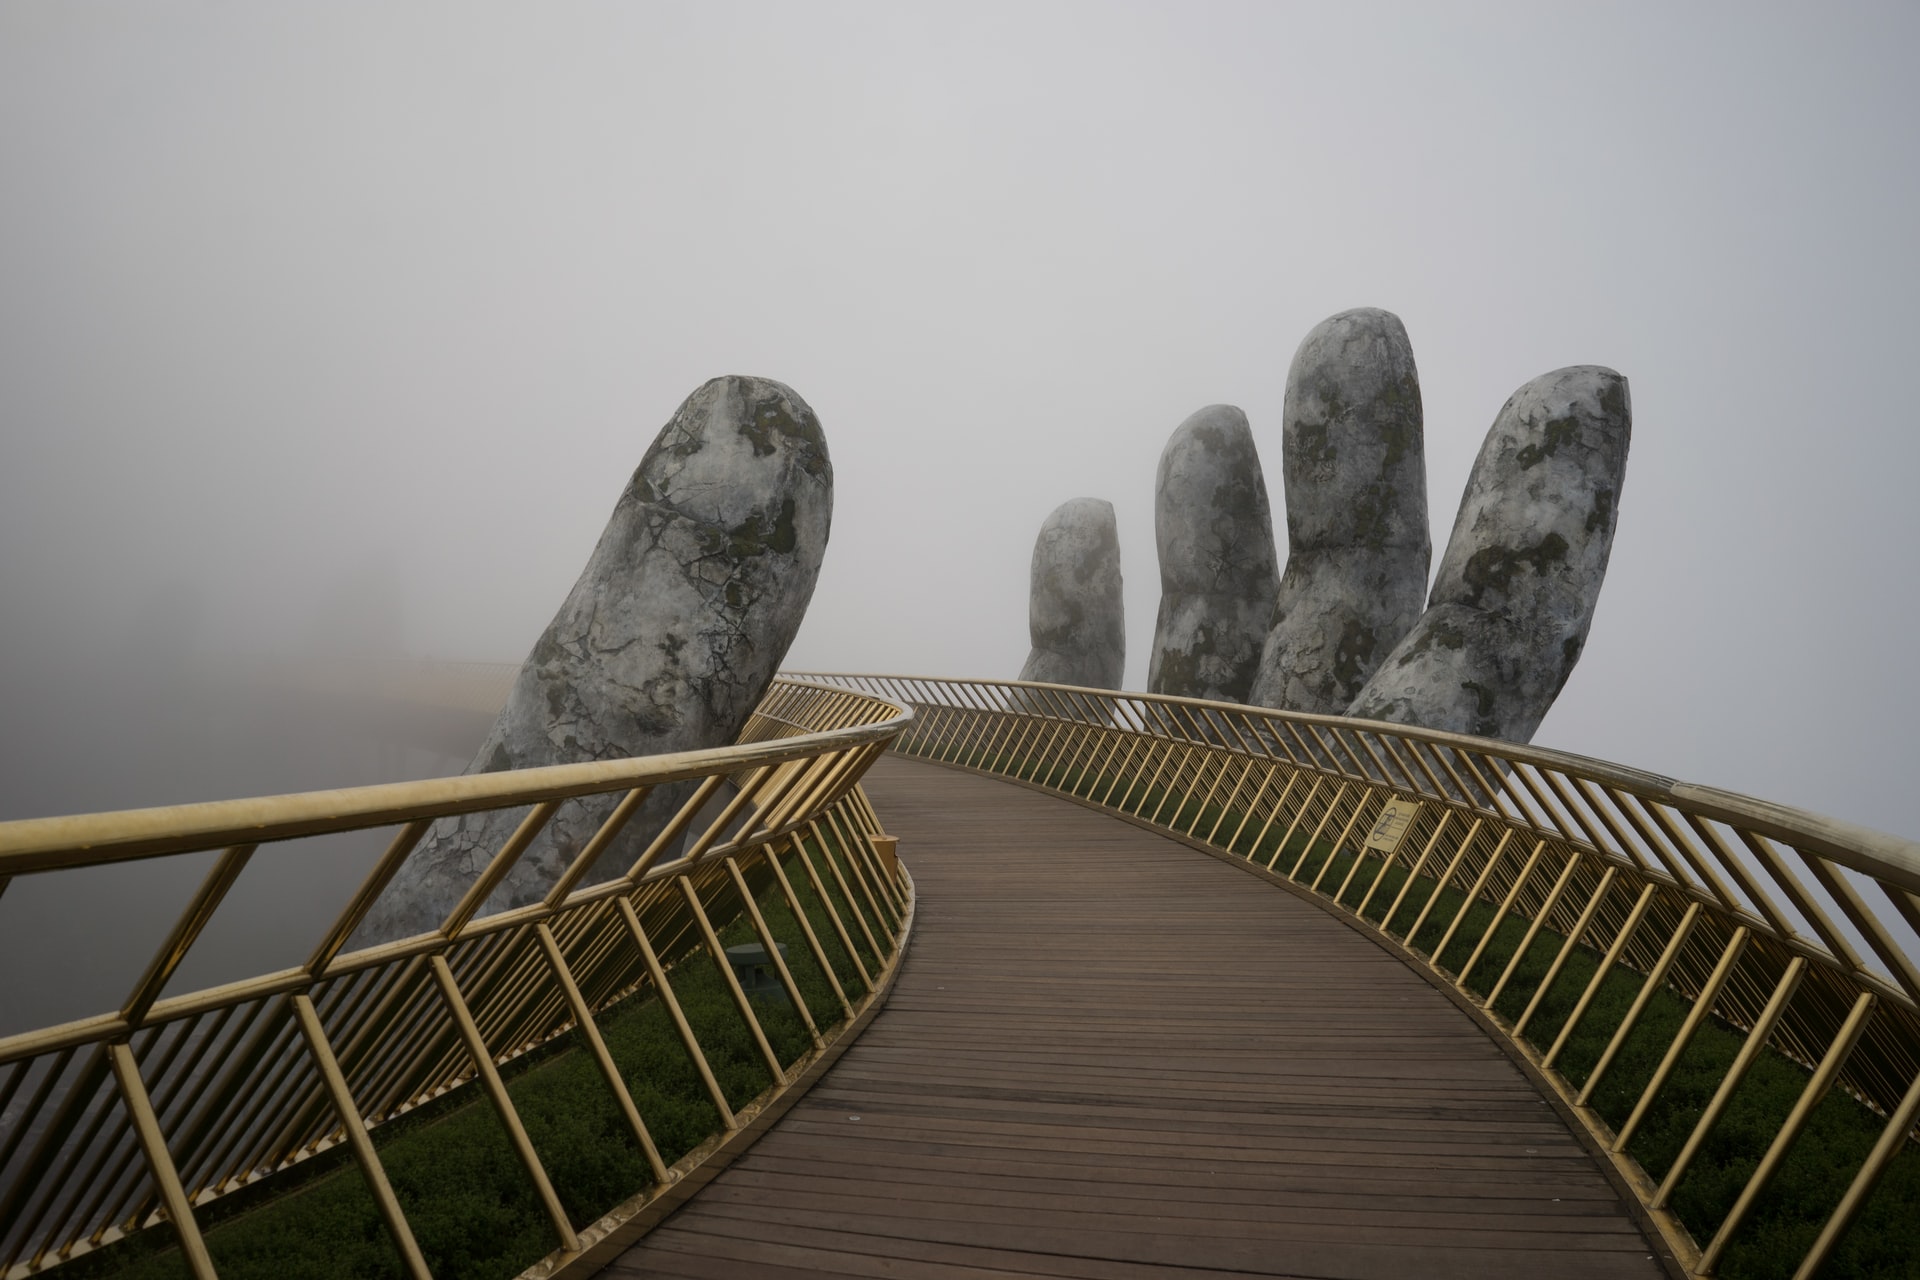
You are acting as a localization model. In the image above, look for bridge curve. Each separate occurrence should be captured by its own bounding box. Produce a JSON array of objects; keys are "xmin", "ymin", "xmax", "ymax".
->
[{"xmin": 612, "ymin": 757, "xmax": 1665, "ymax": 1279}]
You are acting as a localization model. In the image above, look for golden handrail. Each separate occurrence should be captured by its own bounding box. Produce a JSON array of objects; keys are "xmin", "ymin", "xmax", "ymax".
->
[
  {"xmin": 0, "ymin": 678, "xmax": 915, "ymax": 1280},
  {"xmin": 797, "ymin": 672, "xmax": 1920, "ymax": 1280}
]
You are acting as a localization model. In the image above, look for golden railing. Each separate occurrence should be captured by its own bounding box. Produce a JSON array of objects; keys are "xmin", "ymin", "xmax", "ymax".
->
[
  {"xmin": 800, "ymin": 673, "xmax": 1920, "ymax": 1279},
  {"xmin": 0, "ymin": 678, "xmax": 914, "ymax": 1280}
]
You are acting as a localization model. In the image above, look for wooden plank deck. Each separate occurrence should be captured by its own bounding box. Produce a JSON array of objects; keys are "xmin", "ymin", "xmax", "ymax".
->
[{"xmin": 608, "ymin": 757, "xmax": 1664, "ymax": 1279}]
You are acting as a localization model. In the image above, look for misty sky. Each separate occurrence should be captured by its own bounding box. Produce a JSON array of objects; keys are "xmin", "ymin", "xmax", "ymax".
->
[{"xmin": 3, "ymin": 2, "xmax": 1917, "ymax": 843}]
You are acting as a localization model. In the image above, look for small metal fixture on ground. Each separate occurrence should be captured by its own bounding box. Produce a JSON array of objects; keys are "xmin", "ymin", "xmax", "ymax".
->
[{"xmin": 725, "ymin": 942, "xmax": 792, "ymax": 1002}]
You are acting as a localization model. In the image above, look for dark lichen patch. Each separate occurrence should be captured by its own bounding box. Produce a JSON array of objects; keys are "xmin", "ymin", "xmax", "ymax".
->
[
  {"xmin": 736, "ymin": 392, "xmax": 828, "ymax": 477},
  {"xmin": 1206, "ymin": 468, "xmax": 1270, "ymax": 556},
  {"xmin": 1290, "ymin": 420, "xmax": 1333, "ymax": 471},
  {"xmin": 1375, "ymin": 373, "xmax": 1422, "ymax": 468},
  {"xmin": 1515, "ymin": 414, "xmax": 1581, "ymax": 469},
  {"xmin": 1459, "ymin": 679, "xmax": 1499, "ymax": 735},
  {"xmin": 765, "ymin": 497, "xmax": 799, "ymax": 554},
  {"xmin": 1459, "ymin": 532, "xmax": 1569, "ymax": 605},
  {"xmin": 1150, "ymin": 616, "xmax": 1259, "ymax": 702},
  {"xmin": 1346, "ymin": 481, "xmax": 1402, "ymax": 551},
  {"xmin": 1585, "ymin": 487, "xmax": 1615, "ymax": 534},
  {"xmin": 1547, "ymin": 635, "xmax": 1585, "ymax": 699},
  {"xmin": 1189, "ymin": 417, "xmax": 1234, "ymax": 454},
  {"xmin": 1151, "ymin": 632, "xmax": 1209, "ymax": 699},
  {"xmin": 1398, "ymin": 617, "xmax": 1466, "ymax": 663},
  {"xmin": 1597, "ymin": 372, "xmax": 1628, "ymax": 422},
  {"xmin": 1032, "ymin": 596, "xmax": 1091, "ymax": 652},
  {"xmin": 483, "ymin": 741, "xmax": 513, "ymax": 774},
  {"xmin": 1331, "ymin": 619, "xmax": 1378, "ymax": 694},
  {"xmin": 719, "ymin": 498, "xmax": 799, "ymax": 560}
]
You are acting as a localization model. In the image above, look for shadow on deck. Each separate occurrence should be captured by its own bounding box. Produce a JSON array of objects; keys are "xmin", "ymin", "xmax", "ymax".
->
[{"xmin": 609, "ymin": 756, "xmax": 1665, "ymax": 1279}]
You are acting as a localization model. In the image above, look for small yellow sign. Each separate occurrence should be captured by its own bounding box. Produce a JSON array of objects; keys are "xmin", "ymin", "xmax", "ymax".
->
[{"xmin": 1363, "ymin": 799, "xmax": 1422, "ymax": 854}]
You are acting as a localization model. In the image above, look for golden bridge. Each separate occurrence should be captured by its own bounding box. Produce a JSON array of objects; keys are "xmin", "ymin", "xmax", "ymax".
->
[{"xmin": 1, "ymin": 673, "xmax": 1915, "ymax": 1279}]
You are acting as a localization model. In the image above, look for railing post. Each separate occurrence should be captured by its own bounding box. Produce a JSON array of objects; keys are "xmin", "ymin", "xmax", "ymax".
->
[
  {"xmin": 108, "ymin": 1042, "xmax": 218, "ymax": 1280},
  {"xmin": 427, "ymin": 955, "xmax": 580, "ymax": 1255},
  {"xmin": 289, "ymin": 994, "xmax": 433, "ymax": 1280}
]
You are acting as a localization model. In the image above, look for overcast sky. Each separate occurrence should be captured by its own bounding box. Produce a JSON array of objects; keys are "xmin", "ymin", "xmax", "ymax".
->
[{"xmin": 3, "ymin": 2, "xmax": 1917, "ymax": 842}]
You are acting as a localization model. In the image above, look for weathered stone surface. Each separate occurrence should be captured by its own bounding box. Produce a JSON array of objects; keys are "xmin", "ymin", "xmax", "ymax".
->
[
  {"xmin": 1017, "ymin": 498, "xmax": 1125, "ymax": 691},
  {"xmin": 358, "ymin": 375, "xmax": 832, "ymax": 943},
  {"xmin": 1251, "ymin": 308, "xmax": 1431, "ymax": 714},
  {"xmin": 1347, "ymin": 366, "xmax": 1630, "ymax": 743},
  {"xmin": 1148, "ymin": 406, "xmax": 1279, "ymax": 702}
]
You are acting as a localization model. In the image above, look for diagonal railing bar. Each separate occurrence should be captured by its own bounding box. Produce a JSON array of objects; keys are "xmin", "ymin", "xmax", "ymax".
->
[
  {"xmin": 0, "ymin": 678, "xmax": 913, "ymax": 1280},
  {"xmin": 796, "ymin": 671, "xmax": 1920, "ymax": 1279}
]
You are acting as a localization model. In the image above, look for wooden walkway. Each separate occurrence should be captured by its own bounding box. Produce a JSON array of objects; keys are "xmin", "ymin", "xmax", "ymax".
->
[{"xmin": 609, "ymin": 757, "xmax": 1663, "ymax": 1280}]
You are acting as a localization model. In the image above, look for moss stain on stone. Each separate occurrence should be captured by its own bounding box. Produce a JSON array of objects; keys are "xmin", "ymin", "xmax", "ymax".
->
[
  {"xmin": 726, "ymin": 498, "xmax": 798, "ymax": 559},
  {"xmin": 1376, "ymin": 372, "xmax": 1421, "ymax": 468},
  {"xmin": 1347, "ymin": 481, "xmax": 1400, "ymax": 551},
  {"xmin": 1586, "ymin": 487, "xmax": 1615, "ymax": 533},
  {"xmin": 1331, "ymin": 619, "xmax": 1378, "ymax": 694},
  {"xmin": 1459, "ymin": 679, "xmax": 1499, "ymax": 735},
  {"xmin": 737, "ymin": 394, "xmax": 829, "ymax": 478},
  {"xmin": 1460, "ymin": 532, "xmax": 1570, "ymax": 605},
  {"xmin": 1597, "ymin": 373, "xmax": 1628, "ymax": 422},
  {"xmin": 1516, "ymin": 415, "xmax": 1581, "ymax": 469},
  {"xmin": 1398, "ymin": 618, "xmax": 1466, "ymax": 664}
]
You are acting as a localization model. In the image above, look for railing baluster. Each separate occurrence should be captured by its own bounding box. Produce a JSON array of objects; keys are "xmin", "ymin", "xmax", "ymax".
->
[
  {"xmin": 1264, "ymin": 777, "xmax": 1330, "ymax": 873},
  {"xmin": 1793, "ymin": 1060, "xmax": 1920, "ymax": 1279},
  {"xmin": 107, "ymin": 1042, "xmax": 217, "ymax": 1280},
  {"xmin": 1513, "ymin": 867, "xmax": 1619, "ymax": 1040},
  {"xmin": 1698, "ymin": 990, "xmax": 1877, "ymax": 1272},
  {"xmin": 1455, "ymin": 839, "xmax": 1546, "ymax": 988},
  {"xmin": 1396, "ymin": 822, "xmax": 1484, "ymax": 947},
  {"xmin": 824, "ymin": 810, "xmax": 899, "ymax": 936},
  {"xmin": 613, "ymin": 897, "xmax": 735, "ymax": 1129},
  {"xmin": 763, "ymin": 841, "xmax": 853, "ymax": 1019},
  {"xmin": 1612, "ymin": 926, "xmax": 1751, "ymax": 1153},
  {"xmin": 1651, "ymin": 956, "xmax": 1808, "ymax": 1210},
  {"xmin": 1796, "ymin": 851, "xmax": 1920, "ymax": 1003},
  {"xmin": 787, "ymin": 838, "xmax": 873, "ymax": 992},
  {"xmin": 1380, "ymin": 815, "xmax": 1472, "ymax": 937},
  {"xmin": 1542, "ymin": 882, "xmax": 1658, "ymax": 1070},
  {"xmin": 1483, "ymin": 849, "xmax": 1580, "ymax": 1010},
  {"xmin": 1307, "ymin": 786, "xmax": 1375, "ymax": 892},
  {"xmin": 1428, "ymin": 825, "xmax": 1512, "ymax": 967},
  {"xmin": 429, "ymin": 954, "xmax": 580, "ymax": 1254},
  {"xmin": 532, "ymin": 922, "xmax": 671, "ymax": 1183},
  {"xmin": 1576, "ymin": 901, "xmax": 1702, "ymax": 1105},
  {"xmin": 678, "ymin": 877, "xmax": 786, "ymax": 1086},
  {"xmin": 121, "ymin": 845, "xmax": 258, "ymax": 1028},
  {"xmin": 726, "ymin": 855, "xmax": 821, "ymax": 1047},
  {"xmin": 290, "ymin": 994, "xmax": 433, "ymax": 1279}
]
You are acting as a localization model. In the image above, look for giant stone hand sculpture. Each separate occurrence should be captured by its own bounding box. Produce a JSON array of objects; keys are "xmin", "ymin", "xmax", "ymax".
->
[
  {"xmin": 1148, "ymin": 308, "xmax": 1630, "ymax": 745},
  {"xmin": 1148, "ymin": 406, "xmax": 1279, "ymax": 702},
  {"xmin": 1249, "ymin": 308, "xmax": 1430, "ymax": 714},
  {"xmin": 1347, "ymin": 366, "xmax": 1629, "ymax": 741},
  {"xmin": 358, "ymin": 374, "xmax": 831, "ymax": 944},
  {"xmin": 1018, "ymin": 498, "xmax": 1125, "ymax": 691}
]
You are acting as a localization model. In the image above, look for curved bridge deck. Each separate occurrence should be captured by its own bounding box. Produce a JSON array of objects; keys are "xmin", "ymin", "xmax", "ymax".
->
[{"xmin": 612, "ymin": 757, "xmax": 1664, "ymax": 1279}]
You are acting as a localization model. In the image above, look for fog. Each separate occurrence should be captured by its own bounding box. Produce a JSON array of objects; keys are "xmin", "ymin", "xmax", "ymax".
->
[{"xmin": 2, "ymin": 4, "xmax": 1916, "ymax": 867}]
